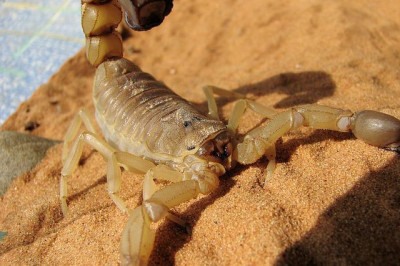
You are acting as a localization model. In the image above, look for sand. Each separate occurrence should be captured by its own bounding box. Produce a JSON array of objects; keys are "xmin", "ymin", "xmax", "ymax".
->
[{"xmin": 1, "ymin": 0, "xmax": 400, "ymax": 265}]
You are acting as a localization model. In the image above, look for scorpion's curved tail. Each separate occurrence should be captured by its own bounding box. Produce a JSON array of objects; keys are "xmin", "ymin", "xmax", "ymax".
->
[
  {"xmin": 81, "ymin": 2, "xmax": 173, "ymax": 265},
  {"xmin": 82, "ymin": 0, "xmax": 173, "ymax": 66}
]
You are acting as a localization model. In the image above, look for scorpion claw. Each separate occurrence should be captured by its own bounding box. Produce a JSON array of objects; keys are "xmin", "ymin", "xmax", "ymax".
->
[
  {"xmin": 350, "ymin": 110, "xmax": 400, "ymax": 151},
  {"xmin": 120, "ymin": 206, "xmax": 155, "ymax": 266}
]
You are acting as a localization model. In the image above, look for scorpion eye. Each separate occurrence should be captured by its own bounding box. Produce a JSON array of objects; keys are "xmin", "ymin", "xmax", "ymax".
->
[
  {"xmin": 187, "ymin": 145, "xmax": 195, "ymax": 151},
  {"xmin": 183, "ymin": 121, "xmax": 192, "ymax": 128}
]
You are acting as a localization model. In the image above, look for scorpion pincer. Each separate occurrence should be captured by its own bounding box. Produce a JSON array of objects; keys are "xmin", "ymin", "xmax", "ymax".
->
[{"xmin": 60, "ymin": 0, "xmax": 400, "ymax": 265}]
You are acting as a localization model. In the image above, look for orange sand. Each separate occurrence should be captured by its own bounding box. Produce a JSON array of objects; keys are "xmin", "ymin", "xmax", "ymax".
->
[{"xmin": 1, "ymin": 0, "xmax": 400, "ymax": 265}]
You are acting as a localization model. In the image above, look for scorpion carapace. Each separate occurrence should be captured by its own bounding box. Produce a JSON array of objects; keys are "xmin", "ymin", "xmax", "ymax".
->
[{"xmin": 60, "ymin": 1, "xmax": 400, "ymax": 265}]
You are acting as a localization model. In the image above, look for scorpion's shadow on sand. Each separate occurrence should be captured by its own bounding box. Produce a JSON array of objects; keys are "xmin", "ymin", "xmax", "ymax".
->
[
  {"xmin": 149, "ymin": 71, "xmax": 346, "ymax": 264},
  {"xmin": 235, "ymin": 72, "xmax": 399, "ymax": 264},
  {"xmin": 224, "ymin": 70, "xmax": 336, "ymax": 109},
  {"xmin": 275, "ymin": 156, "xmax": 400, "ymax": 264},
  {"xmin": 150, "ymin": 172, "xmax": 238, "ymax": 265}
]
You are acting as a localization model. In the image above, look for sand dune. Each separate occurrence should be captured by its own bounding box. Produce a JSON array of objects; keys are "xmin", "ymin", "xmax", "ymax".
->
[{"xmin": 1, "ymin": 1, "xmax": 400, "ymax": 264}]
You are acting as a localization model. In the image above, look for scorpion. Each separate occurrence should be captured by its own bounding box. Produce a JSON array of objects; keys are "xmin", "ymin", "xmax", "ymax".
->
[{"xmin": 60, "ymin": 0, "xmax": 400, "ymax": 265}]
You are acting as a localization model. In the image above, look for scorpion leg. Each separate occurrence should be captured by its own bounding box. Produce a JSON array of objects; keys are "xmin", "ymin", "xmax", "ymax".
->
[
  {"xmin": 203, "ymin": 85, "xmax": 277, "ymax": 130},
  {"xmin": 62, "ymin": 109, "xmax": 98, "ymax": 163},
  {"xmin": 61, "ymin": 130, "xmax": 155, "ymax": 216},
  {"xmin": 107, "ymin": 151, "xmax": 156, "ymax": 212},
  {"xmin": 235, "ymin": 104, "xmax": 400, "ymax": 186},
  {"xmin": 203, "ymin": 85, "xmax": 277, "ymax": 123},
  {"xmin": 121, "ymin": 178, "xmax": 202, "ymax": 266},
  {"xmin": 203, "ymin": 85, "xmax": 246, "ymax": 120},
  {"xmin": 114, "ymin": 151, "xmax": 156, "ymax": 174},
  {"xmin": 264, "ymin": 145, "xmax": 276, "ymax": 184},
  {"xmin": 60, "ymin": 131, "xmax": 119, "ymax": 216},
  {"xmin": 61, "ymin": 109, "xmax": 102, "ymax": 215}
]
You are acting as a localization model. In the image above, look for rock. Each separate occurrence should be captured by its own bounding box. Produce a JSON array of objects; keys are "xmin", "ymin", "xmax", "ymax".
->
[
  {"xmin": 0, "ymin": 131, "xmax": 60, "ymax": 195},
  {"xmin": 0, "ymin": 232, "xmax": 6, "ymax": 242}
]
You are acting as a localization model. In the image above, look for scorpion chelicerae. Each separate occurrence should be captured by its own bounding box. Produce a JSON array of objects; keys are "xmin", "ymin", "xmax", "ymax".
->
[{"xmin": 60, "ymin": 1, "xmax": 400, "ymax": 265}]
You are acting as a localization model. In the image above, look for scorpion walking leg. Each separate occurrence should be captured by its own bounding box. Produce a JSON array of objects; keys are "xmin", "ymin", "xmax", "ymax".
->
[
  {"xmin": 226, "ymin": 98, "xmax": 278, "ymax": 132},
  {"xmin": 61, "ymin": 109, "xmax": 102, "ymax": 215},
  {"xmin": 114, "ymin": 151, "xmax": 156, "ymax": 175},
  {"xmin": 107, "ymin": 152, "xmax": 156, "ymax": 212},
  {"xmin": 203, "ymin": 85, "xmax": 245, "ymax": 120},
  {"xmin": 60, "ymin": 131, "xmax": 155, "ymax": 216},
  {"xmin": 235, "ymin": 104, "xmax": 400, "ymax": 185},
  {"xmin": 121, "ymin": 178, "xmax": 202, "ymax": 266},
  {"xmin": 62, "ymin": 109, "xmax": 98, "ymax": 163},
  {"xmin": 202, "ymin": 85, "xmax": 277, "ymax": 122},
  {"xmin": 264, "ymin": 145, "xmax": 276, "ymax": 184}
]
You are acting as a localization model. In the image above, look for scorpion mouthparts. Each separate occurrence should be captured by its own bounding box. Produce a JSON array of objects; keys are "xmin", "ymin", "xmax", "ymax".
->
[{"xmin": 384, "ymin": 144, "xmax": 400, "ymax": 154}]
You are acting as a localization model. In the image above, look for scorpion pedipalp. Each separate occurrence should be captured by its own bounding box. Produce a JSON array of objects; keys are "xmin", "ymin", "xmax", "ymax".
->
[
  {"xmin": 120, "ymin": 206, "xmax": 155, "ymax": 266},
  {"xmin": 350, "ymin": 110, "xmax": 400, "ymax": 152},
  {"xmin": 233, "ymin": 105, "xmax": 400, "ymax": 185}
]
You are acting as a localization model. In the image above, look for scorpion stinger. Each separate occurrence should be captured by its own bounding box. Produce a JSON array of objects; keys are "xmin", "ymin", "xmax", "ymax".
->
[
  {"xmin": 60, "ymin": 1, "xmax": 400, "ymax": 265},
  {"xmin": 118, "ymin": 0, "xmax": 173, "ymax": 31}
]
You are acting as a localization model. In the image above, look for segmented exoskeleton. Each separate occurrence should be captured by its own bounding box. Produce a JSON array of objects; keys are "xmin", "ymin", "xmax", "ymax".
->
[
  {"xmin": 93, "ymin": 59, "xmax": 229, "ymax": 170},
  {"xmin": 60, "ymin": 1, "xmax": 400, "ymax": 265},
  {"xmin": 81, "ymin": 0, "xmax": 173, "ymax": 66}
]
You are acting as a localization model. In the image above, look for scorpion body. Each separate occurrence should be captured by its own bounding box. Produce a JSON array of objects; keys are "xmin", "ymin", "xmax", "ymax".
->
[
  {"xmin": 60, "ymin": 1, "xmax": 400, "ymax": 265},
  {"xmin": 93, "ymin": 59, "xmax": 227, "ymax": 168}
]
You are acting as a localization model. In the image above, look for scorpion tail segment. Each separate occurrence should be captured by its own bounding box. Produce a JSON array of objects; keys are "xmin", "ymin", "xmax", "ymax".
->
[
  {"xmin": 120, "ymin": 206, "xmax": 155, "ymax": 266},
  {"xmin": 350, "ymin": 110, "xmax": 400, "ymax": 152},
  {"xmin": 81, "ymin": 0, "xmax": 123, "ymax": 66},
  {"xmin": 119, "ymin": 0, "xmax": 173, "ymax": 31}
]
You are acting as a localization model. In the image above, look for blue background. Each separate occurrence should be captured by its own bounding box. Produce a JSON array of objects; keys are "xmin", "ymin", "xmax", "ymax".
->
[{"xmin": 0, "ymin": 0, "xmax": 84, "ymax": 124}]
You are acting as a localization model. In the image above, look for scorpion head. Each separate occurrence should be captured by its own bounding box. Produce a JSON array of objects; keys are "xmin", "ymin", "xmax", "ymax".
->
[
  {"xmin": 183, "ymin": 129, "xmax": 234, "ymax": 194},
  {"xmin": 119, "ymin": 0, "xmax": 173, "ymax": 31},
  {"xmin": 196, "ymin": 131, "xmax": 234, "ymax": 170}
]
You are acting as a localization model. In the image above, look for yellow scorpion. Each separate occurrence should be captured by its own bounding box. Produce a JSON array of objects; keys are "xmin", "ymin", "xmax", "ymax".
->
[{"xmin": 60, "ymin": 1, "xmax": 400, "ymax": 265}]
